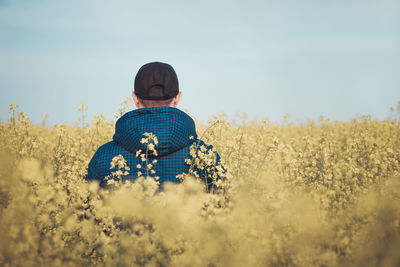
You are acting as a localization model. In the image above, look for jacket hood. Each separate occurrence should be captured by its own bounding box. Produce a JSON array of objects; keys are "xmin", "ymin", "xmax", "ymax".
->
[{"xmin": 113, "ymin": 107, "xmax": 197, "ymax": 157}]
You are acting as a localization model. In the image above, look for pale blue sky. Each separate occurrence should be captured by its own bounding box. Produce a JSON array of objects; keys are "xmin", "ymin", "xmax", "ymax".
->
[{"xmin": 1, "ymin": 0, "xmax": 399, "ymax": 125}]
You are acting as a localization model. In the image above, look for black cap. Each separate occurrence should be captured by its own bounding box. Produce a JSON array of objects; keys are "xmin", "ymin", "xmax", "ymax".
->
[{"xmin": 134, "ymin": 62, "xmax": 179, "ymax": 100}]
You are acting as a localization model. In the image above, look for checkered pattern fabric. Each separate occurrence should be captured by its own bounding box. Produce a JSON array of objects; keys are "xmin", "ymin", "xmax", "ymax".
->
[{"xmin": 85, "ymin": 107, "xmax": 221, "ymax": 189}]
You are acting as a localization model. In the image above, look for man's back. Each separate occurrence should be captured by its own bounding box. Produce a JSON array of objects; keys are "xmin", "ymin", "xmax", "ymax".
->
[{"xmin": 85, "ymin": 106, "xmax": 222, "ymax": 190}]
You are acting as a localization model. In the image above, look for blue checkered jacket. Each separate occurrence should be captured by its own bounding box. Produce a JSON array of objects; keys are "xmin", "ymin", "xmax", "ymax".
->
[{"xmin": 85, "ymin": 107, "xmax": 222, "ymax": 190}]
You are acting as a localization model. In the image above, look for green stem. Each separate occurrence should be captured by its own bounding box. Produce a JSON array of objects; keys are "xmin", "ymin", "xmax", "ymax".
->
[
  {"xmin": 187, "ymin": 120, "xmax": 222, "ymax": 192},
  {"xmin": 81, "ymin": 109, "xmax": 84, "ymax": 128},
  {"xmin": 188, "ymin": 120, "xmax": 220, "ymax": 174},
  {"xmin": 146, "ymin": 144, "xmax": 149, "ymax": 177}
]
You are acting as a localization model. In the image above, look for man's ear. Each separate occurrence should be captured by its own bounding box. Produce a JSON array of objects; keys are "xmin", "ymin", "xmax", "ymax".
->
[
  {"xmin": 171, "ymin": 92, "xmax": 182, "ymax": 107},
  {"xmin": 132, "ymin": 92, "xmax": 142, "ymax": 108}
]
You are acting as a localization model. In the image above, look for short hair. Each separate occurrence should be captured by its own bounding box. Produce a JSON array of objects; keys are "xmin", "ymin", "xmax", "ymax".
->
[{"xmin": 138, "ymin": 85, "xmax": 174, "ymax": 108}]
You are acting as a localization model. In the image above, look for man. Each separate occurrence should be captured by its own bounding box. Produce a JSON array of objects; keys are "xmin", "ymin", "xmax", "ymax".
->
[{"xmin": 85, "ymin": 62, "xmax": 224, "ymax": 191}]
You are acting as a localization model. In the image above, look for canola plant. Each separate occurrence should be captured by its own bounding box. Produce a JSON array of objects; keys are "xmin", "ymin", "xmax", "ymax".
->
[{"xmin": 0, "ymin": 103, "xmax": 399, "ymax": 266}]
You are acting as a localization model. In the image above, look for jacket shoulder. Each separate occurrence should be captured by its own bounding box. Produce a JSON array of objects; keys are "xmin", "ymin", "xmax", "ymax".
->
[
  {"xmin": 96, "ymin": 141, "xmax": 124, "ymax": 155},
  {"xmin": 93, "ymin": 141, "xmax": 132, "ymax": 166},
  {"xmin": 85, "ymin": 141, "xmax": 128, "ymax": 182}
]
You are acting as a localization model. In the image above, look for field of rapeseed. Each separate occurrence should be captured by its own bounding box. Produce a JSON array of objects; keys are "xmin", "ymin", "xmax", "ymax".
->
[{"xmin": 0, "ymin": 102, "xmax": 400, "ymax": 266}]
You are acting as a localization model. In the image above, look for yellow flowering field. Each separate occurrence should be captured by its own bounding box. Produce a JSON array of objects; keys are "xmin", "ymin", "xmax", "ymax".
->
[{"xmin": 1, "ymin": 103, "xmax": 400, "ymax": 266}]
